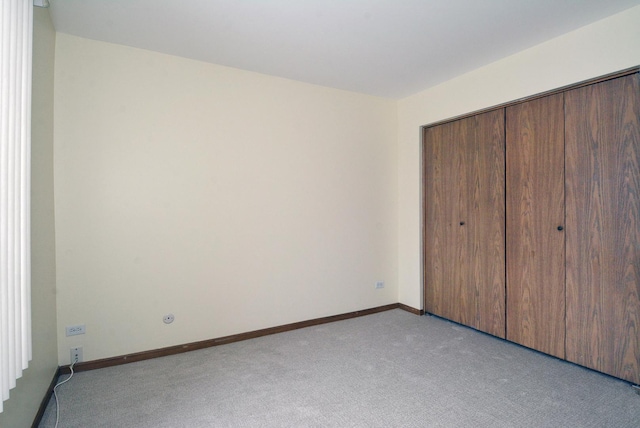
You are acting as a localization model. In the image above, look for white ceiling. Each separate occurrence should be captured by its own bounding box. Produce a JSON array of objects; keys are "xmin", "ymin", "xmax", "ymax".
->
[{"xmin": 48, "ymin": 0, "xmax": 640, "ymax": 99}]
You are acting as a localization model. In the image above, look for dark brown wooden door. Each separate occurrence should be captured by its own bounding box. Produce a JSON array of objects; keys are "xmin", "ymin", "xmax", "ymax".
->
[
  {"xmin": 424, "ymin": 109, "xmax": 506, "ymax": 338},
  {"xmin": 565, "ymin": 74, "xmax": 640, "ymax": 384},
  {"xmin": 506, "ymin": 94, "xmax": 566, "ymax": 359}
]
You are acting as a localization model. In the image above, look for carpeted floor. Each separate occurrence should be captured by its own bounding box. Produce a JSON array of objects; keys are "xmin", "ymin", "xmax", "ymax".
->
[{"xmin": 39, "ymin": 309, "xmax": 639, "ymax": 427}]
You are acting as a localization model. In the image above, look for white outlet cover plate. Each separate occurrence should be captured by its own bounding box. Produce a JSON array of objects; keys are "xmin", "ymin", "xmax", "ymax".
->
[
  {"xmin": 70, "ymin": 346, "xmax": 83, "ymax": 363},
  {"xmin": 66, "ymin": 324, "xmax": 86, "ymax": 336}
]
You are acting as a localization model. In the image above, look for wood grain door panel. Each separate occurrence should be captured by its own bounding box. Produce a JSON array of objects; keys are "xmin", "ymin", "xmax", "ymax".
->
[
  {"xmin": 469, "ymin": 110, "xmax": 507, "ymax": 337},
  {"xmin": 506, "ymin": 94, "xmax": 566, "ymax": 358},
  {"xmin": 565, "ymin": 74, "xmax": 640, "ymax": 384},
  {"xmin": 424, "ymin": 109, "xmax": 506, "ymax": 338},
  {"xmin": 424, "ymin": 119, "xmax": 468, "ymax": 326}
]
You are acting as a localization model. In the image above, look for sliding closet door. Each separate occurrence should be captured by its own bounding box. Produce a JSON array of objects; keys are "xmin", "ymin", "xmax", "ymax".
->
[
  {"xmin": 506, "ymin": 94, "xmax": 565, "ymax": 358},
  {"xmin": 565, "ymin": 74, "xmax": 640, "ymax": 384},
  {"xmin": 424, "ymin": 120, "xmax": 466, "ymax": 328},
  {"xmin": 424, "ymin": 109, "xmax": 505, "ymax": 338}
]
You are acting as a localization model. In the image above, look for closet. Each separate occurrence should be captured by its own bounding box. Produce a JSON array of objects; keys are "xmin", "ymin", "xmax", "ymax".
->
[{"xmin": 422, "ymin": 69, "xmax": 640, "ymax": 384}]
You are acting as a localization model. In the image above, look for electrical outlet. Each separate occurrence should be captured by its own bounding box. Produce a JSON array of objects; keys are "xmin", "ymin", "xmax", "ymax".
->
[
  {"xmin": 66, "ymin": 324, "xmax": 86, "ymax": 336},
  {"xmin": 70, "ymin": 346, "xmax": 83, "ymax": 364},
  {"xmin": 375, "ymin": 281, "xmax": 385, "ymax": 289}
]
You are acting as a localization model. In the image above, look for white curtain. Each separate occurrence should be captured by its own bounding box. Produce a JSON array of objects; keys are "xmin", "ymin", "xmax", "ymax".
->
[{"xmin": 0, "ymin": 0, "xmax": 33, "ymax": 413}]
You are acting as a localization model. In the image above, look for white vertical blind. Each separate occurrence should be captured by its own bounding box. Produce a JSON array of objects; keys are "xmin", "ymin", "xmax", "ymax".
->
[{"xmin": 0, "ymin": 0, "xmax": 32, "ymax": 413}]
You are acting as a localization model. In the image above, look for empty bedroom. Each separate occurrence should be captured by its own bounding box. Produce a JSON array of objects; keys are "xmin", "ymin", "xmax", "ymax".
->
[{"xmin": 1, "ymin": 1, "xmax": 639, "ymax": 427}]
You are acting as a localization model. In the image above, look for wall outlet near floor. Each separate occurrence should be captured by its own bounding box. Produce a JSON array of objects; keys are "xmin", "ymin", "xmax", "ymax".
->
[
  {"xmin": 66, "ymin": 324, "xmax": 86, "ymax": 336},
  {"xmin": 70, "ymin": 346, "xmax": 83, "ymax": 364},
  {"xmin": 375, "ymin": 281, "xmax": 385, "ymax": 289}
]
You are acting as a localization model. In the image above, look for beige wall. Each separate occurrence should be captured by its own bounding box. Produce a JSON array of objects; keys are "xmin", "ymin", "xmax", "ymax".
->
[
  {"xmin": 397, "ymin": 6, "xmax": 640, "ymax": 309},
  {"xmin": 53, "ymin": 34, "xmax": 398, "ymax": 363},
  {"xmin": 0, "ymin": 8, "xmax": 59, "ymax": 428}
]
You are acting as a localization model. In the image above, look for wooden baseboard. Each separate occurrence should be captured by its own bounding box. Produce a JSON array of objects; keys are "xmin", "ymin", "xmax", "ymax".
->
[
  {"xmin": 61, "ymin": 303, "xmax": 419, "ymax": 374},
  {"xmin": 30, "ymin": 366, "xmax": 61, "ymax": 428},
  {"xmin": 398, "ymin": 303, "xmax": 424, "ymax": 316}
]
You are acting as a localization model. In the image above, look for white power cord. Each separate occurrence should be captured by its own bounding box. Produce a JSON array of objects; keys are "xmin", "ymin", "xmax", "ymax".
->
[{"xmin": 53, "ymin": 361, "xmax": 76, "ymax": 428}]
